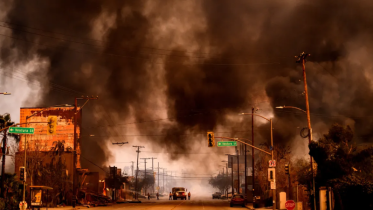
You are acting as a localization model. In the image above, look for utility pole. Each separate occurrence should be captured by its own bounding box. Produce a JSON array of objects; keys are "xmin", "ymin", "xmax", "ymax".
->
[
  {"xmin": 151, "ymin": 157, "xmax": 157, "ymax": 194},
  {"xmin": 252, "ymin": 107, "xmax": 255, "ymax": 200},
  {"xmin": 163, "ymin": 168, "xmax": 166, "ymax": 193},
  {"xmin": 133, "ymin": 146, "xmax": 144, "ymax": 200},
  {"xmin": 239, "ymin": 113, "xmax": 275, "ymax": 210},
  {"xmin": 73, "ymin": 96, "xmax": 98, "ymax": 198},
  {"xmin": 131, "ymin": 161, "xmax": 134, "ymax": 177},
  {"xmin": 165, "ymin": 171, "xmax": 168, "ymax": 192},
  {"xmin": 155, "ymin": 164, "xmax": 163, "ymax": 194},
  {"xmin": 296, "ymin": 52, "xmax": 316, "ymax": 210},
  {"xmin": 140, "ymin": 158, "xmax": 151, "ymax": 195}
]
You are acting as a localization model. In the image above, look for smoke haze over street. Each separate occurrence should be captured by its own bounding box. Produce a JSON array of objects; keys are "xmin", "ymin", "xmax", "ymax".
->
[{"xmin": 1, "ymin": 0, "xmax": 373, "ymax": 187}]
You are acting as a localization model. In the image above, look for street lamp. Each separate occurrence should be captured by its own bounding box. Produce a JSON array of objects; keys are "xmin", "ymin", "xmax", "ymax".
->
[
  {"xmin": 275, "ymin": 106, "xmax": 306, "ymax": 113},
  {"xmin": 0, "ymin": 92, "xmax": 11, "ymax": 95},
  {"xmin": 240, "ymin": 113, "xmax": 275, "ymax": 210}
]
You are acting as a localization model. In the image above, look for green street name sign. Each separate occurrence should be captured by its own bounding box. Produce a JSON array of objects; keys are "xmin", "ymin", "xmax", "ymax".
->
[
  {"xmin": 217, "ymin": 141, "xmax": 237, "ymax": 147},
  {"xmin": 8, "ymin": 127, "xmax": 34, "ymax": 134}
]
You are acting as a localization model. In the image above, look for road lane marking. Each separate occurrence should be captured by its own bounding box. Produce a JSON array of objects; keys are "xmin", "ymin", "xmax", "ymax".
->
[{"xmin": 170, "ymin": 200, "xmax": 186, "ymax": 210}]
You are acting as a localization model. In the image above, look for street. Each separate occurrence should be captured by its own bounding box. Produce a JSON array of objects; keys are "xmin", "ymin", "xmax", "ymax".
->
[{"xmin": 50, "ymin": 197, "xmax": 250, "ymax": 210}]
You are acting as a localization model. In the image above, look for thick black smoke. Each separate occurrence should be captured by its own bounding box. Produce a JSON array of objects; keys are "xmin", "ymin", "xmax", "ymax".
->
[{"xmin": 2, "ymin": 0, "xmax": 373, "ymax": 169}]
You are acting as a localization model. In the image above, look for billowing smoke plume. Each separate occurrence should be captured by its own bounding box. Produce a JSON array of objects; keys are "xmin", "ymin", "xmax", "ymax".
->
[{"xmin": 2, "ymin": 0, "xmax": 373, "ymax": 170}]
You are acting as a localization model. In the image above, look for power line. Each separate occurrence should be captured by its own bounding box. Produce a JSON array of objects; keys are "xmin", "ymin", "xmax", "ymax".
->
[
  {"xmin": 0, "ymin": 20, "xmax": 287, "ymax": 61},
  {"xmin": 0, "ymin": 21, "xmax": 213, "ymax": 57},
  {"xmin": 80, "ymin": 155, "xmax": 108, "ymax": 173},
  {"xmin": 83, "ymin": 130, "xmax": 255, "ymax": 138}
]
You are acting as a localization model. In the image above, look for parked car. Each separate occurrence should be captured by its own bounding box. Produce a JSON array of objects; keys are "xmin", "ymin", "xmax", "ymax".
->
[
  {"xmin": 230, "ymin": 194, "xmax": 245, "ymax": 207},
  {"xmin": 212, "ymin": 192, "xmax": 222, "ymax": 199}
]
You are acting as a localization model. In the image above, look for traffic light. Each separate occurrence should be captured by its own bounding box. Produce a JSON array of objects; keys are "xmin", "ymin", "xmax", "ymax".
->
[
  {"xmin": 285, "ymin": 163, "xmax": 290, "ymax": 175},
  {"xmin": 207, "ymin": 132, "xmax": 215, "ymax": 147},
  {"xmin": 47, "ymin": 116, "xmax": 57, "ymax": 135},
  {"xmin": 19, "ymin": 167, "xmax": 25, "ymax": 181}
]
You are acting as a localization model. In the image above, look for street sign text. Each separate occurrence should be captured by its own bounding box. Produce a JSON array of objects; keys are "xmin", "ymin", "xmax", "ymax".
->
[
  {"xmin": 9, "ymin": 127, "xmax": 34, "ymax": 134},
  {"xmin": 217, "ymin": 141, "xmax": 237, "ymax": 147}
]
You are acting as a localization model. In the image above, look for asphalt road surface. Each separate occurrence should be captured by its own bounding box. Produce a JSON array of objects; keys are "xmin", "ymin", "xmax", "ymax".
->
[{"xmin": 55, "ymin": 196, "xmax": 249, "ymax": 210}]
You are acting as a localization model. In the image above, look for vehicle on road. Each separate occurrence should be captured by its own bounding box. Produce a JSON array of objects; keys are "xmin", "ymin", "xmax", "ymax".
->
[
  {"xmin": 230, "ymin": 194, "xmax": 245, "ymax": 207},
  {"xmin": 212, "ymin": 192, "xmax": 222, "ymax": 199},
  {"xmin": 172, "ymin": 187, "xmax": 187, "ymax": 200}
]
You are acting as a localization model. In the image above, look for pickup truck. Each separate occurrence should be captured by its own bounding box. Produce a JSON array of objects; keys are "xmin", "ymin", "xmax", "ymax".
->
[{"xmin": 172, "ymin": 187, "xmax": 187, "ymax": 200}]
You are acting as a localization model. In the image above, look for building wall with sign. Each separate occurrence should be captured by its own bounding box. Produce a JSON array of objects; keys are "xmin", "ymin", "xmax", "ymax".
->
[{"xmin": 18, "ymin": 107, "xmax": 81, "ymax": 152}]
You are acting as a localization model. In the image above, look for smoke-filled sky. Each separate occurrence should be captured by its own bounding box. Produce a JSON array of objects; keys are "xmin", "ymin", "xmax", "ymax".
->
[{"xmin": 1, "ymin": 0, "xmax": 373, "ymax": 188}]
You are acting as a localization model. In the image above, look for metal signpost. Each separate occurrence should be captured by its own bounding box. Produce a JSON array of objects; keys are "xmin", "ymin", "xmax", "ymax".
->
[
  {"xmin": 270, "ymin": 181, "xmax": 276, "ymax": 190},
  {"xmin": 217, "ymin": 141, "xmax": 237, "ymax": 147},
  {"xmin": 10, "ymin": 126, "xmax": 34, "ymax": 210}
]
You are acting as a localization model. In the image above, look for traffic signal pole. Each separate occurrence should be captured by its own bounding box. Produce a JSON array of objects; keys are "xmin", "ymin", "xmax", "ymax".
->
[
  {"xmin": 231, "ymin": 156, "xmax": 234, "ymax": 197},
  {"xmin": 22, "ymin": 118, "xmax": 28, "ymax": 204}
]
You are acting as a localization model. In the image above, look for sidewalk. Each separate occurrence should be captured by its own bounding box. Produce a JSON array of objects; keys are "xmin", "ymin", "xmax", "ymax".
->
[{"xmin": 31, "ymin": 198, "xmax": 155, "ymax": 210}]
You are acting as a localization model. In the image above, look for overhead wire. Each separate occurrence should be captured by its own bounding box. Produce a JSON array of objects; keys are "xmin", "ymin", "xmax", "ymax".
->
[
  {"xmin": 80, "ymin": 155, "xmax": 108, "ymax": 173},
  {"xmin": 0, "ymin": 31, "xmax": 280, "ymax": 66},
  {"xmin": 0, "ymin": 20, "xmax": 287, "ymax": 60},
  {"xmin": 0, "ymin": 20, "xmax": 213, "ymax": 57}
]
